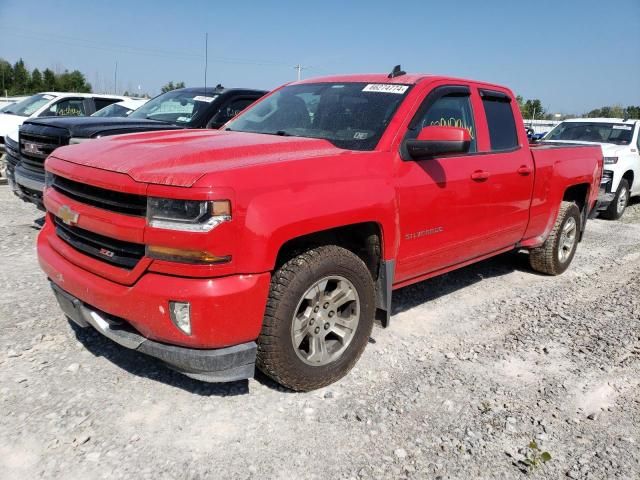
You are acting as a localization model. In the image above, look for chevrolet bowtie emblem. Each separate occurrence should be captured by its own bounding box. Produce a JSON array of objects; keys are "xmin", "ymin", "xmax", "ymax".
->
[{"xmin": 58, "ymin": 205, "xmax": 79, "ymax": 226}]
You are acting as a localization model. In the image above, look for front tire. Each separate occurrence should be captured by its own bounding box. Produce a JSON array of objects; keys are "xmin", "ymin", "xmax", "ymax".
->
[
  {"xmin": 256, "ymin": 246, "xmax": 376, "ymax": 391},
  {"xmin": 529, "ymin": 201, "xmax": 581, "ymax": 275},
  {"xmin": 601, "ymin": 179, "xmax": 630, "ymax": 220}
]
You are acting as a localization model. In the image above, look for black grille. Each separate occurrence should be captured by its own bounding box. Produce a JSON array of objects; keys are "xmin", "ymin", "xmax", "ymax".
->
[
  {"xmin": 19, "ymin": 132, "xmax": 65, "ymax": 174},
  {"xmin": 54, "ymin": 216, "xmax": 145, "ymax": 269},
  {"xmin": 52, "ymin": 175, "xmax": 147, "ymax": 216}
]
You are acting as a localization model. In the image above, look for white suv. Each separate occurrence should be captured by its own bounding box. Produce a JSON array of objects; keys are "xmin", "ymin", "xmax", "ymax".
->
[
  {"xmin": 0, "ymin": 92, "xmax": 129, "ymax": 152},
  {"xmin": 543, "ymin": 118, "xmax": 640, "ymax": 219}
]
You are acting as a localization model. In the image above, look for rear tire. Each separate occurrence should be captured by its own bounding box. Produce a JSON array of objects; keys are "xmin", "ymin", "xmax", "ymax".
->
[
  {"xmin": 529, "ymin": 201, "xmax": 581, "ymax": 275},
  {"xmin": 601, "ymin": 179, "xmax": 630, "ymax": 220},
  {"xmin": 256, "ymin": 245, "xmax": 375, "ymax": 391}
]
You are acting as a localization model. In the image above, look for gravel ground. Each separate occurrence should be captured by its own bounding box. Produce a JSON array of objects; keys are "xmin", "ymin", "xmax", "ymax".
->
[{"xmin": 1, "ymin": 185, "xmax": 639, "ymax": 480}]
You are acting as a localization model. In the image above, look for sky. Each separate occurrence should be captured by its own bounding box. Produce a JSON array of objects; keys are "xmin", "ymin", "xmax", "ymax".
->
[{"xmin": 0, "ymin": 0, "xmax": 638, "ymax": 114}]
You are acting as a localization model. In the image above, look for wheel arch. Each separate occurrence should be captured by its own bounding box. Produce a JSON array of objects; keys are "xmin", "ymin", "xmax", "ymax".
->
[{"xmin": 274, "ymin": 222, "xmax": 394, "ymax": 328}]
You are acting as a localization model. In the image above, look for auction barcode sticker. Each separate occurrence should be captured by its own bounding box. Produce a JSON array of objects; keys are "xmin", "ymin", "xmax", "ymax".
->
[
  {"xmin": 193, "ymin": 95, "xmax": 216, "ymax": 103},
  {"xmin": 362, "ymin": 84, "xmax": 409, "ymax": 94},
  {"xmin": 612, "ymin": 125, "xmax": 633, "ymax": 130}
]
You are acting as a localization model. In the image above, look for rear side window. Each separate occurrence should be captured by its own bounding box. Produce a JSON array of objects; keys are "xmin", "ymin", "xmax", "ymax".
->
[
  {"xmin": 481, "ymin": 94, "xmax": 518, "ymax": 150},
  {"xmin": 94, "ymin": 98, "xmax": 121, "ymax": 112}
]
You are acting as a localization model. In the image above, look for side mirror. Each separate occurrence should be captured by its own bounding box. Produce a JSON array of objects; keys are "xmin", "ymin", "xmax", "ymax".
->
[{"xmin": 405, "ymin": 126, "xmax": 471, "ymax": 159}]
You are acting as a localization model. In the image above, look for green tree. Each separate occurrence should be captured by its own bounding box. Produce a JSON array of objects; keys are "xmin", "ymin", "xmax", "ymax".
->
[
  {"xmin": 42, "ymin": 68, "xmax": 56, "ymax": 91},
  {"xmin": 522, "ymin": 99, "xmax": 546, "ymax": 120},
  {"xmin": 161, "ymin": 81, "xmax": 185, "ymax": 93},
  {"xmin": 0, "ymin": 59, "xmax": 13, "ymax": 96},
  {"xmin": 55, "ymin": 70, "xmax": 91, "ymax": 93},
  {"xmin": 12, "ymin": 58, "xmax": 30, "ymax": 94},
  {"xmin": 30, "ymin": 68, "xmax": 43, "ymax": 92}
]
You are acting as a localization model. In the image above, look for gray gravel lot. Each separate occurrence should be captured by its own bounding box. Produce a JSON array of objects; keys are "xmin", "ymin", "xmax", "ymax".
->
[{"xmin": 1, "ymin": 185, "xmax": 639, "ymax": 480}]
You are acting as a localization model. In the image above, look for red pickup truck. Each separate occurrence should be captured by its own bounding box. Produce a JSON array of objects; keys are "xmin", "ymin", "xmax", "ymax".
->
[{"xmin": 38, "ymin": 70, "xmax": 603, "ymax": 391}]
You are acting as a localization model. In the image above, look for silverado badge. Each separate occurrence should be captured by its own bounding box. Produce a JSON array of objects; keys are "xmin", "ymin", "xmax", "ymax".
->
[{"xmin": 58, "ymin": 205, "xmax": 79, "ymax": 226}]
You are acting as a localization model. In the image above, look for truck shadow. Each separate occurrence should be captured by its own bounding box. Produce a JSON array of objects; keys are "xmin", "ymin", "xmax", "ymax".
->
[
  {"xmin": 390, "ymin": 250, "xmax": 533, "ymax": 315},
  {"xmin": 68, "ymin": 321, "xmax": 250, "ymax": 396}
]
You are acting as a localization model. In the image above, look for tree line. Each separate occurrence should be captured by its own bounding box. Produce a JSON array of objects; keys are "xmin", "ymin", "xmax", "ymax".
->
[
  {"xmin": 517, "ymin": 95, "xmax": 640, "ymax": 120},
  {"xmin": 0, "ymin": 58, "xmax": 92, "ymax": 96}
]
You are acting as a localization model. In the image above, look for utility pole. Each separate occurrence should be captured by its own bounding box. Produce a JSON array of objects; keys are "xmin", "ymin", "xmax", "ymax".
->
[
  {"xmin": 294, "ymin": 64, "xmax": 306, "ymax": 81},
  {"xmin": 204, "ymin": 32, "xmax": 208, "ymax": 94},
  {"xmin": 114, "ymin": 62, "xmax": 118, "ymax": 94}
]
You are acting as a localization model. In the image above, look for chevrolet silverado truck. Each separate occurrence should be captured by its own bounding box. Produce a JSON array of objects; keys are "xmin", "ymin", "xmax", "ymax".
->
[
  {"xmin": 543, "ymin": 117, "xmax": 640, "ymax": 219},
  {"xmin": 7, "ymin": 86, "xmax": 266, "ymax": 208},
  {"xmin": 37, "ymin": 70, "xmax": 603, "ymax": 391}
]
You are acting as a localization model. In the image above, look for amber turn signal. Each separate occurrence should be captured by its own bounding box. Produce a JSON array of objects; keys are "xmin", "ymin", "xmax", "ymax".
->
[{"xmin": 146, "ymin": 245, "xmax": 231, "ymax": 264}]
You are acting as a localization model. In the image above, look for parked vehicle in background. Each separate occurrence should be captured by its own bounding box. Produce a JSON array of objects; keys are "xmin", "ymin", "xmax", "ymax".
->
[
  {"xmin": 38, "ymin": 70, "xmax": 603, "ymax": 391},
  {"xmin": 7, "ymin": 86, "xmax": 266, "ymax": 207},
  {"xmin": 543, "ymin": 118, "xmax": 640, "ymax": 219},
  {"xmin": 91, "ymin": 98, "xmax": 148, "ymax": 118},
  {"xmin": 0, "ymin": 97, "xmax": 28, "ymax": 112},
  {"xmin": 0, "ymin": 92, "xmax": 128, "ymax": 152}
]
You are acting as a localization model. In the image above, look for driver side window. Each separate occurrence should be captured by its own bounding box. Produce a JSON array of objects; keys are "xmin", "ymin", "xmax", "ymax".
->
[
  {"xmin": 41, "ymin": 98, "xmax": 86, "ymax": 117},
  {"xmin": 415, "ymin": 94, "xmax": 477, "ymax": 153}
]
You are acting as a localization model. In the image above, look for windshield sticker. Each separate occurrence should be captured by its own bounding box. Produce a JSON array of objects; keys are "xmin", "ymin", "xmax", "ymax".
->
[
  {"xmin": 43, "ymin": 94, "xmax": 55, "ymax": 100},
  {"xmin": 353, "ymin": 132, "xmax": 369, "ymax": 140},
  {"xmin": 193, "ymin": 95, "xmax": 216, "ymax": 103},
  {"xmin": 176, "ymin": 116, "xmax": 191, "ymax": 122},
  {"xmin": 362, "ymin": 84, "xmax": 409, "ymax": 94},
  {"xmin": 612, "ymin": 125, "xmax": 633, "ymax": 130}
]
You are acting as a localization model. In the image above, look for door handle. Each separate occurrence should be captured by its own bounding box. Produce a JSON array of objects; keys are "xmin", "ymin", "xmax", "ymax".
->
[
  {"xmin": 471, "ymin": 170, "xmax": 490, "ymax": 181},
  {"xmin": 517, "ymin": 165, "xmax": 532, "ymax": 176}
]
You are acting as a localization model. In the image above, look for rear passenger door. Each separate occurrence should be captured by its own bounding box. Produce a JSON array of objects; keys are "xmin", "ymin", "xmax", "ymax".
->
[{"xmin": 474, "ymin": 90, "xmax": 534, "ymax": 250}]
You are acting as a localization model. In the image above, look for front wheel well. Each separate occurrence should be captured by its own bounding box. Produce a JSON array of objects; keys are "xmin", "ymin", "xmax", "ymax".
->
[
  {"xmin": 275, "ymin": 222, "xmax": 383, "ymax": 281},
  {"xmin": 622, "ymin": 170, "xmax": 634, "ymax": 189}
]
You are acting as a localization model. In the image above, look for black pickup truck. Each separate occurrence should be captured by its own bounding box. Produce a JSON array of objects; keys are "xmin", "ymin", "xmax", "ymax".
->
[{"xmin": 7, "ymin": 86, "xmax": 266, "ymax": 208}]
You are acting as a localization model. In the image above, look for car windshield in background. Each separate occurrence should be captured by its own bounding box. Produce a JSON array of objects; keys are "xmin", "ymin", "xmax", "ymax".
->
[
  {"xmin": 226, "ymin": 82, "xmax": 411, "ymax": 150},
  {"xmin": 91, "ymin": 103, "xmax": 133, "ymax": 118},
  {"xmin": 545, "ymin": 122, "xmax": 634, "ymax": 145},
  {"xmin": 129, "ymin": 90, "xmax": 218, "ymax": 125},
  {"xmin": 2, "ymin": 93, "xmax": 56, "ymax": 117}
]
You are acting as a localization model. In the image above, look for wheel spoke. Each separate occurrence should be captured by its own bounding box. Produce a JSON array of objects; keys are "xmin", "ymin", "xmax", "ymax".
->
[
  {"xmin": 308, "ymin": 336, "xmax": 328, "ymax": 363},
  {"xmin": 326, "ymin": 282, "xmax": 356, "ymax": 309},
  {"xmin": 331, "ymin": 323, "xmax": 352, "ymax": 344}
]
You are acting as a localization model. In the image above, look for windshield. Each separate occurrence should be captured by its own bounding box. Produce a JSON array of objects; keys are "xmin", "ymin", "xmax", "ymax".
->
[
  {"xmin": 91, "ymin": 103, "xmax": 134, "ymax": 118},
  {"xmin": 545, "ymin": 122, "xmax": 634, "ymax": 145},
  {"xmin": 226, "ymin": 82, "xmax": 411, "ymax": 150},
  {"xmin": 129, "ymin": 89, "xmax": 218, "ymax": 125},
  {"xmin": 2, "ymin": 93, "xmax": 56, "ymax": 117}
]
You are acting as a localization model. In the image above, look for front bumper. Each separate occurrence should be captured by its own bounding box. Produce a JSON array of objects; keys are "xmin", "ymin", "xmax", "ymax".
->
[
  {"xmin": 38, "ymin": 219, "xmax": 271, "ymax": 351},
  {"xmin": 51, "ymin": 283, "xmax": 257, "ymax": 382},
  {"xmin": 594, "ymin": 170, "xmax": 615, "ymax": 213},
  {"xmin": 13, "ymin": 164, "xmax": 44, "ymax": 208}
]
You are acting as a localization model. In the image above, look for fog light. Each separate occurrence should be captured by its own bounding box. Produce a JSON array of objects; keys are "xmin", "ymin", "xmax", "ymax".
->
[{"xmin": 169, "ymin": 301, "xmax": 192, "ymax": 335}]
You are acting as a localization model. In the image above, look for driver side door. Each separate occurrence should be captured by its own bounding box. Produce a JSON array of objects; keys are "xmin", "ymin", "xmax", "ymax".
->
[{"xmin": 394, "ymin": 85, "xmax": 494, "ymax": 283}]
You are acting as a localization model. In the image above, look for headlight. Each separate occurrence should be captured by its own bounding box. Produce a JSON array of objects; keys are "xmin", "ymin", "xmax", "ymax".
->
[
  {"xmin": 69, "ymin": 137, "xmax": 93, "ymax": 145},
  {"xmin": 603, "ymin": 157, "xmax": 618, "ymax": 164},
  {"xmin": 147, "ymin": 198, "xmax": 231, "ymax": 232}
]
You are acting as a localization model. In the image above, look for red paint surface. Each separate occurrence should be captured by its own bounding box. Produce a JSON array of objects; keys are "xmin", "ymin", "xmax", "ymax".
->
[{"xmin": 38, "ymin": 74, "xmax": 603, "ymax": 348}]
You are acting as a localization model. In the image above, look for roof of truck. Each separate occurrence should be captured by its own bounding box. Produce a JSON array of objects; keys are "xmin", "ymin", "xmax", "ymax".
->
[
  {"xmin": 36, "ymin": 92, "xmax": 130, "ymax": 99},
  {"xmin": 294, "ymin": 73, "xmax": 509, "ymax": 91}
]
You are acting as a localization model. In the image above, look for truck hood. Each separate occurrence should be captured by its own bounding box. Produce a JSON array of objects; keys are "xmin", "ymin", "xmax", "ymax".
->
[
  {"xmin": 0, "ymin": 113, "xmax": 27, "ymax": 136},
  {"xmin": 24, "ymin": 116, "xmax": 183, "ymax": 138},
  {"xmin": 51, "ymin": 129, "xmax": 343, "ymax": 187}
]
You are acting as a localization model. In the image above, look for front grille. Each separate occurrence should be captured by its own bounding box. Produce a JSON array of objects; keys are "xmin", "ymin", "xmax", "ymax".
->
[
  {"xmin": 19, "ymin": 132, "xmax": 65, "ymax": 174},
  {"xmin": 53, "ymin": 216, "xmax": 145, "ymax": 269},
  {"xmin": 52, "ymin": 175, "xmax": 147, "ymax": 216}
]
